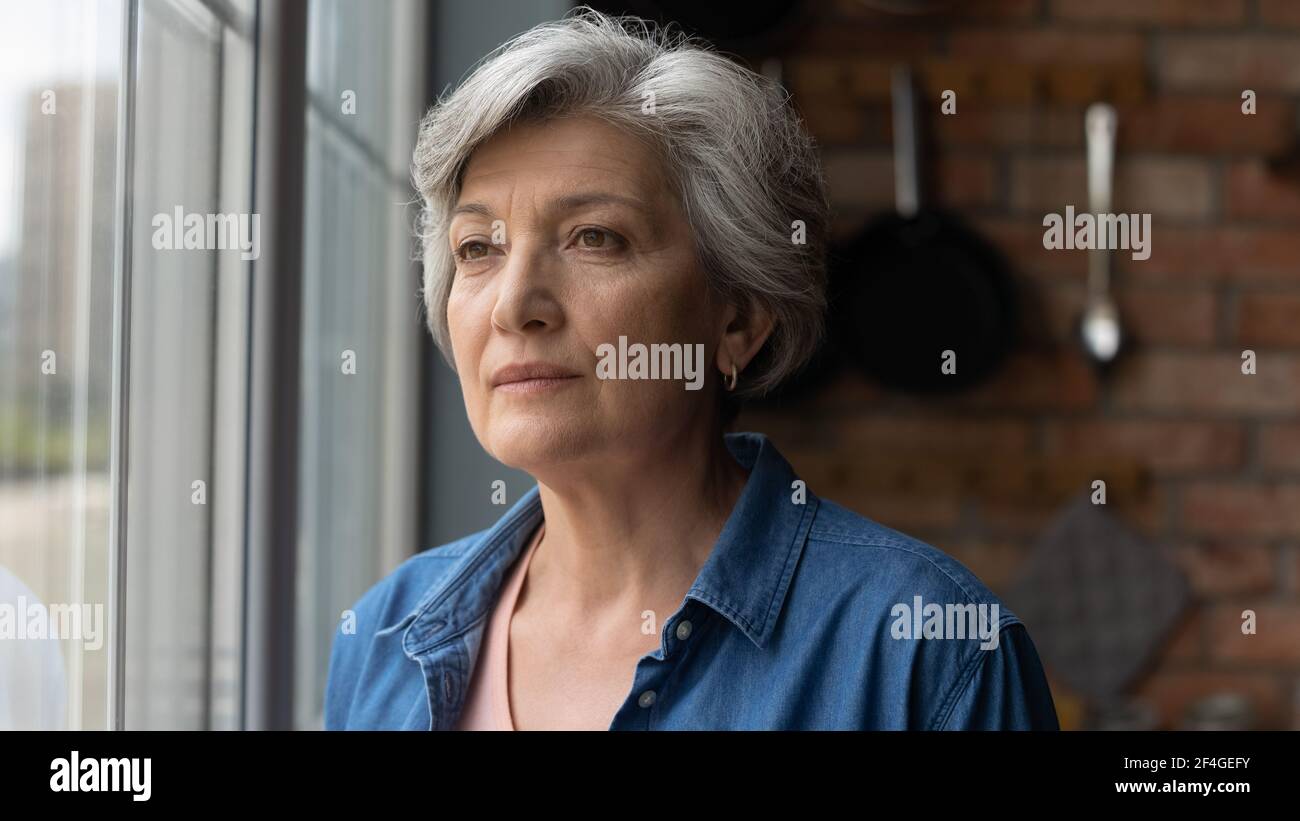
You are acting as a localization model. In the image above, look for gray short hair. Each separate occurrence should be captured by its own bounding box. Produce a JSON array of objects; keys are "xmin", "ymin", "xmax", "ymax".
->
[{"xmin": 412, "ymin": 7, "xmax": 829, "ymax": 399}]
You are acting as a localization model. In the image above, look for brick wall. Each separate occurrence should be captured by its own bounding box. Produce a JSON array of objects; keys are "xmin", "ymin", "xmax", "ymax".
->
[{"xmin": 737, "ymin": 0, "xmax": 1300, "ymax": 729}]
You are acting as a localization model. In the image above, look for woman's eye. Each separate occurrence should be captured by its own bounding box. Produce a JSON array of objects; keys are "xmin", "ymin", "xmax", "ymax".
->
[
  {"xmin": 456, "ymin": 240, "xmax": 491, "ymax": 261},
  {"xmin": 574, "ymin": 227, "xmax": 623, "ymax": 250}
]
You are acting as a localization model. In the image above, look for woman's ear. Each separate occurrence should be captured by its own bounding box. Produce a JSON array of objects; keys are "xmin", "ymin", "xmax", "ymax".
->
[{"xmin": 715, "ymin": 297, "xmax": 775, "ymax": 376}]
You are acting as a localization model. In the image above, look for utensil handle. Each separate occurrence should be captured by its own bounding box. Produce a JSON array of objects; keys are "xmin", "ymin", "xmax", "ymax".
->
[
  {"xmin": 892, "ymin": 65, "xmax": 921, "ymax": 219},
  {"xmin": 1085, "ymin": 103, "xmax": 1117, "ymax": 296}
]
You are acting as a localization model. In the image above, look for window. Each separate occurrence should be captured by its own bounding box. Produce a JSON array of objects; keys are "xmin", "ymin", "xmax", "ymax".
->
[
  {"xmin": 0, "ymin": 0, "xmax": 430, "ymax": 730},
  {"xmin": 0, "ymin": 0, "xmax": 125, "ymax": 730},
  {"xmin": 294, "ymin": 0, "xmax": 426, "ymax": 730},
  {"xmin": 123, "ymin": 0, "xmax": 256, "ymax": 730}
]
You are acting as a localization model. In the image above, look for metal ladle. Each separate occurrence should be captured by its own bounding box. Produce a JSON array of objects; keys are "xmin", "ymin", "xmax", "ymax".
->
[{"xmin": 1078, "ymin": 103, "xmax": 1125, "ymax": 369}]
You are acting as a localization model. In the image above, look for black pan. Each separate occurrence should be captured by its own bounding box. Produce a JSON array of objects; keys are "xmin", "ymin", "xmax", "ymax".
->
[{"xmin": 831, "ymin": 66, "xmax": 1018, "ymax": 394}]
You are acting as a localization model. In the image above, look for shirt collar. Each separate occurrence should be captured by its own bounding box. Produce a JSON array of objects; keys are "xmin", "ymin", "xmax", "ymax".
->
[{"xmin": 400, "ymin": 431, "xmax": 818, "ymax": 658}]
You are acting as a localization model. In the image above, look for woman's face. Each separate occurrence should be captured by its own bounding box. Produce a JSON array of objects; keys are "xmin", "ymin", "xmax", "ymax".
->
[{"xmin": 446, "ymin": 114, "xmax": 727, "ymax": 471}]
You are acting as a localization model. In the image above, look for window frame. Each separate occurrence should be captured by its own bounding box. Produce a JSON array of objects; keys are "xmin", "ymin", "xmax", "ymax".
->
[{"xmin": 106, "ymin": 0, "xmax": 433, "ymax": 730}]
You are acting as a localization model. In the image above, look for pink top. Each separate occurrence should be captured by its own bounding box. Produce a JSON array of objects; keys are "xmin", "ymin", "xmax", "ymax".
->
[{"xmin": 454, "ymin": 521, "xmax": 545, "ymax": 730}]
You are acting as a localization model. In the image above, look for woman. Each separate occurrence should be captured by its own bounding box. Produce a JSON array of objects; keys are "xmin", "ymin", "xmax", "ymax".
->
[{"xmin": 325, "ymin": 9, "xmax": 1058, "ymax": 731}]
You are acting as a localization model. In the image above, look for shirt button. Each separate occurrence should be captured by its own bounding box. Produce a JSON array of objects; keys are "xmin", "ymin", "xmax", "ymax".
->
[
  {"xmin": 675, "ymin": 620, "xmax": 693, "ymax": 641},
  {"xmin": 638, "ymin": 689, "xmax": 657, "ymax": 708}
]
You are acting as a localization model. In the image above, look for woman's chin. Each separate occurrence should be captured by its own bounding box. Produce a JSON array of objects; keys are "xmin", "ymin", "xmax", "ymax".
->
[{"xmin": 482, "ymin": 415, "xmax": 600, "ymax": 471}]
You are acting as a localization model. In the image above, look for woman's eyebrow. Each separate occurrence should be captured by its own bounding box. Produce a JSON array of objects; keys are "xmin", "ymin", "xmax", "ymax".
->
[
  {"xmin": 451, "ymin": 191, "xmax": 652, "ymax": 223},
  {"xmin": 553, "ymin": 191, "xmax": 651, "ymax": 217},
  {"xmin": 451, "ymin": 202, "xmax": 495, "ymax": 219}
]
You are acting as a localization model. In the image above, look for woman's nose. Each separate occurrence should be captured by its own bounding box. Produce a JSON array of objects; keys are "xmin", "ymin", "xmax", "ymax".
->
[{"xmin": 489, "ymin": 236, "xmax": 564, "ymax": 335}]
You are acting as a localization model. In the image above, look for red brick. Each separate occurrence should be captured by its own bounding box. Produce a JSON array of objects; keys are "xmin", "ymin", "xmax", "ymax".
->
[
  {"xmin": 821, "ymin": 150, "xmax": 894, "ymax": 209},
  {"xmin": 1157, "ymin": 610, "xmax": 1204, "ymax": 663},
  {"xmin": 1258, "ymin": 422, "xmax": 1300, "ymax": 472},
  {"xmin": 1117, "ymin": 97, "xmax": 1295, "ymax": 154},
  {"xmin": 989, "ymin": 223, "xmax": 1300, "ymax": 285},
  {"xmin": 854, "ymin": 103, "xmax": 893, "ymax": 148},
  {"xmin": 1030, "ymin": 282, "xmax": 1218, "ymax": 347},
  {"xmin": 1164, "ymin": 540, "xmax": 1277, "ymax": 595},
  {"xmin": 973, "ymin": 216, "xmax": 1088, "ymax": 281},
  {"xmin": 1159, "ymin": 35, "xmax": 1300, "ymax": 91},
  {"xmin": 1025, "ymin": 280, "xmax": 1086, "ymax": 346},
  {"xmin": 1113, "ymin": 226, "xmax": 1300, "ymax": 284},
  {"xmin": 795, "ymin": 465, "xmax": 964, "ymax": 532},
  {"xmin": 832, "ymin": 415, "xmax": 1033, "ymax": 456},
  {"xmin": 1259, "ymin": 0, "xmax": 1300, "ymax": 27},
  {"xmin": 830, "ymin": 0, "xmax": 1040, "ymax": 22},
  {"xmin": 786, "ymin": 59, "xmax": 864, "ymax": 103},
  {"xmin": 1183, "ymin": 481, "xmax": 1300, "ymax": 536},
  {"xmin": 935, "ymin": 104, "xmax": 1083, "ymax": 149},
  {"xmin": 736, "ymin": 368, "xmax": 883, "ymax": 420},
  {"xmin": 738, "ymin": 410, "xmax": 825, "ymax": 451},
  {"xmin": 923, "ymin": 59, "xmax": 1043, "ymax": 105},
  {"xmin": 1235, "ymin": 291, "xmax": 1300, "ymax": 348},
  {"xmin": 978, "ymin": 484, "xmax": 1166, "ymax": 537},
  {"xmin": 1208, "ymin": 602, "xmax": 1300, "ymax": 664},
  {"xmin": 785, "ymin": 24, "xmax": 940, "ymax": 57},
  {"xmin": 1225, "ymin": 160, "xmax": 1300, "ymax": 221},
  {"xmin": 802, "ymin": 367, "xmax": 884, "ymax": 411},
  {"xmin": 975, "ymin": 496, "xmax": 1061, "ymax": 536},
  {"xmin": 1043, "ymin": 419, "xmax": 1244, "ymax": 474},
  {"xmin": 1116, "ymin": 286, "xmax": 1219, "ymax": 346},
  {"xmin": 933, "ymin": 154, "xmax": 999, "ymax": 209},
  {"xmin": 785, "ymin": 58, "xmax": 894, "ymax": 103},
  {"xmin": 1134, "ymin": 670, "xmax": 1286, "ymax": 729},
  {"xmin": 940, "ymin": 538, "xmax": 1032, "ymax": 593},
  {"xmin": 1051, "ymin": 0, "xmax": 1246, "ymax": 25},
  {"xmin": 1009, "ymin": 156, "xmax": 1214, "ymax": 220},
  {"xmin": 797, "ymin": 100, "xmax": 868, "ymax": 146},
  {"xmin": 782, "ymin": 443, "xmax": 1045, "ymax": 507},
  {"xmin": 821, "ymin": 149, "xmax": 998, "ymax": 210},
  {"xmin": 1112, "ymin": 352, "xmax": 1300, "ymax": 415},
  {"xmin": 935, "ymin": 98, "xmax": 1286, "ymax": 153},
  {"xmin": 950, "ymin": 29, "xmax": 1145, "ymax": 63},
  {"xmin": 943, "ymin": 350, "xmax": 1100, "ymax": 412}
]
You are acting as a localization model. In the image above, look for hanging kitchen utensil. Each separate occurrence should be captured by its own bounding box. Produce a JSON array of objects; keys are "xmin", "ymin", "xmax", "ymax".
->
[
  {"xmin": 830, "ymin": 65, "xmax": 1019, "ymax": 394},
  {"xmin": 1077, "ymin": 102, "xmax": 1126, "ymax": 370},
  {"xmin": 1007, "ymin": 491, "xmax": 1190, "ymax": 703}
]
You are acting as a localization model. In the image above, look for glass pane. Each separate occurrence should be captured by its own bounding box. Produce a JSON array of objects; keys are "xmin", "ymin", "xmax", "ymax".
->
[
  {"xmin": 0, "ymin": 0, "xmax": 124, "ymax": 731},
  {"xmin": 123, "ymin": 0, "xmax": 254, "ymax": 729},
  {"xmin": 295, "ymin": 0, "xmax": 425, "ymax": 730}
]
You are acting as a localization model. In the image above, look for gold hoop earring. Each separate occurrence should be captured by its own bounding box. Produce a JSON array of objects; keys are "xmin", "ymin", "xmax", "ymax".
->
[{"xmin": 725, "ymin": 363, "xmax": 738, "ymax": 392}]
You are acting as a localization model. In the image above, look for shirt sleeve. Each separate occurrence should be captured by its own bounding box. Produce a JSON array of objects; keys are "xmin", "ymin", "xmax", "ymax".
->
[
  {"xmin": 933, "ymin": 621, "xmax": 1061, "ymax": 730},
  {"xmin": 323, "ymin": 617, "xmax": 353, "ymax": 730}
]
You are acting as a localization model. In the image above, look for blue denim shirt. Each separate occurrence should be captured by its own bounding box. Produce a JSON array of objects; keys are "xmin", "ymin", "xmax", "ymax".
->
[{"xmin": 325, "ymin": 431, "xmax": 1059, "ymax": 730}]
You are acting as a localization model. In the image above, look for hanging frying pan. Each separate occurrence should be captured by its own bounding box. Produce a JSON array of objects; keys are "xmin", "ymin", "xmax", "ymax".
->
[{"xmin": 831, "ymin": 65, "xmax": 1019, "ymax": 394}]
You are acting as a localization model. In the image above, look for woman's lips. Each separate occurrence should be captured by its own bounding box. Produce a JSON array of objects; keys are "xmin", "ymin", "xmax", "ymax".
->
[{"xmin": 493, "ymin": 375, "xmax": 581, "ymax": 394}]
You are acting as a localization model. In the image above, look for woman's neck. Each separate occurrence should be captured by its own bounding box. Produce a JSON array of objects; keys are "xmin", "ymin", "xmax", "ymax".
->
[{"xmin": 524, "ymin": 428, "xmax": 750, "ymax": 620}]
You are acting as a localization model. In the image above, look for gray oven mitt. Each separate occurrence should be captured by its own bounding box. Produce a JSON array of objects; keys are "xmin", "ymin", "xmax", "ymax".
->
[{"xmin": 1007, "ymin": 490, "xmax": 1190, "ymax": 702}]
